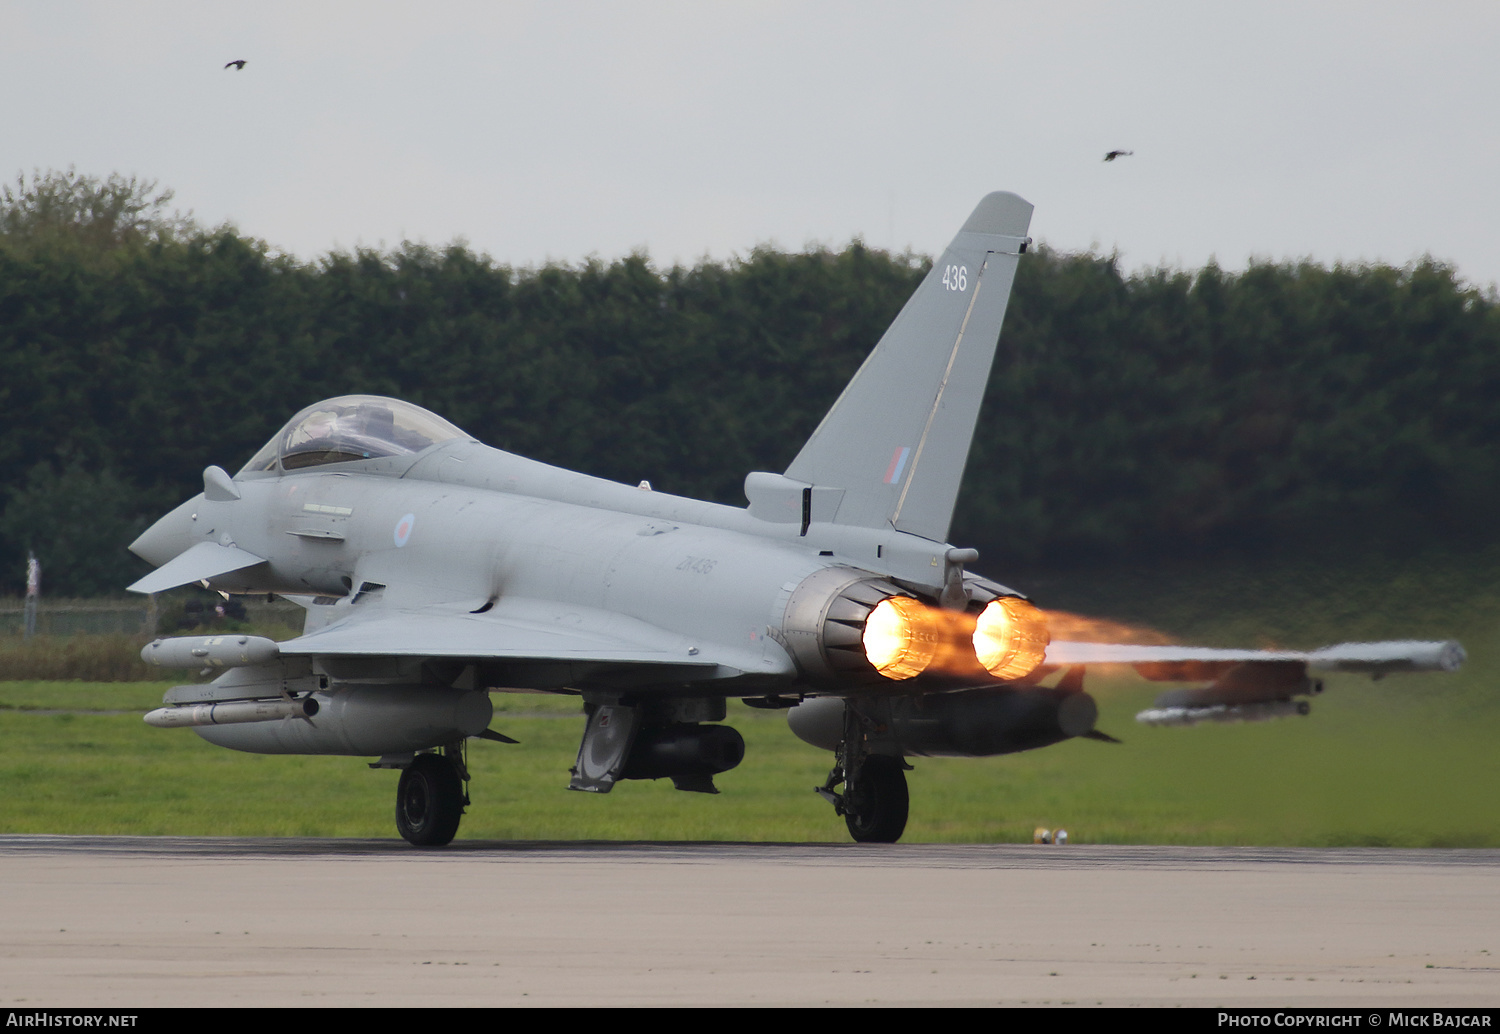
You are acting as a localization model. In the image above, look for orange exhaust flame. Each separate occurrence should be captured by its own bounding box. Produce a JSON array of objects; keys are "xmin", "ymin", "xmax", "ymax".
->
[
  {"xmin": 862, "ymin": 595, "xmax": 1051, "ymax": 682},
  {"xmin": 973, "ymin": 597, "xmax": 1051, "ymax": 680},
  {"xmin": 863, "ymin": 596, "xmax": 976, "ymax": 680},
  {"xmin": 861, "ymin": 596, "xmax": 931, "ymax": 679}
]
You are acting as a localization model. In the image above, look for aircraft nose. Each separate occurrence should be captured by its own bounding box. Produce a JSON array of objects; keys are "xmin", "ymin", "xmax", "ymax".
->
[{"xmin": 129, "ymin": 495, "xmax": 202, "ymax": 567}]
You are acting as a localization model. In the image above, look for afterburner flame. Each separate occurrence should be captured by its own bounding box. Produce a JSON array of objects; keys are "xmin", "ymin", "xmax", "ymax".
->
[
  {"xmin": 973, "ymin": 597, "xmax": 1051, "ymax": 680},
  {"xmin": 862, "ymin": 596, "xmax": 944, "ymax": 680},
  {"xmin": 862, "ymin": 595, "xmax": 1051, "ymax": 682}
]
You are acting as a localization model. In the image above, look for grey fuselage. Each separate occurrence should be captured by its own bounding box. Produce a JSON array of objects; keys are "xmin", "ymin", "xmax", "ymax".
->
[{"xmin": 138, "ymin": 436, "xmax": 979, "ymax": 695}]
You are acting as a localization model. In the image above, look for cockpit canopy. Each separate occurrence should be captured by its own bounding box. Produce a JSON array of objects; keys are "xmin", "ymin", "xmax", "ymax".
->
[{"xmin": 239, "ymin": 395, "xmax": 470, "ymax": 475}]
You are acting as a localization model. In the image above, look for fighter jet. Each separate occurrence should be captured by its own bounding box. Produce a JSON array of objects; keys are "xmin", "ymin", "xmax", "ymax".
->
[{"xmin": 126, "ymin": 192, "xmax": 1465, "ymax": 846}]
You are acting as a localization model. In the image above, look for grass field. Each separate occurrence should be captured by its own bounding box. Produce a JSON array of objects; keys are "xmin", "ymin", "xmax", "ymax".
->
[
  {"xmin": 2, "ymin": 544, "xmax": 1496, "ymax": 845},
  {"xmin": 1, "ymin": 669, "xmax": 1493, "ymax": 846}
]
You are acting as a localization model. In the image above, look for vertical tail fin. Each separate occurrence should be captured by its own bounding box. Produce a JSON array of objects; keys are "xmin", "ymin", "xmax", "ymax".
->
[{"xmin": 781, "ymin": 192, "xmax": 1033, "ymax": 543}]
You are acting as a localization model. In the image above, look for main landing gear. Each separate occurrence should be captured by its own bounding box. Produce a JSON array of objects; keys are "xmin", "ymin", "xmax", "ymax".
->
[
  {"xmin": 840, "ymin": 754, "xmax": 910, "ymax": 843},
  {"xmin": 816, "ymin": 701, "xmax": 911, "ymax": 844},
  {"xmin": 395, "ymin": 747, "xmax": 468, "ymax": 847}
]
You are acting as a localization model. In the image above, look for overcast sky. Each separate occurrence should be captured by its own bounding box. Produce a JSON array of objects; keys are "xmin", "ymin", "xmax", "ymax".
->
[{"xmin": 5, "ymin": 2, "xmax": 1498, "ymax": 288}]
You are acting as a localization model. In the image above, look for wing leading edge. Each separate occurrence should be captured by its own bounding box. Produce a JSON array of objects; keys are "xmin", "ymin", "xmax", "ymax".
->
[
  {"xmin": 268, "ymin": 595, "xmax": 794, "ymax": 692},
  {"xmin": 281, "ymin": 597, "xmax": 714, "ymax": 663}
]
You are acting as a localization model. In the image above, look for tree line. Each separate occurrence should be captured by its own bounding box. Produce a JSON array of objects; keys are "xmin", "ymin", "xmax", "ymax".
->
[{"xmin": 3, "ymin": 170, "xmax": 1497, "ymax": 595}]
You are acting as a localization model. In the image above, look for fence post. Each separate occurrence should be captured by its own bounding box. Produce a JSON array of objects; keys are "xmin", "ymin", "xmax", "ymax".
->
[{"xmin": 23, "ymin": 552, "xmax": 40, "ymax": 640}]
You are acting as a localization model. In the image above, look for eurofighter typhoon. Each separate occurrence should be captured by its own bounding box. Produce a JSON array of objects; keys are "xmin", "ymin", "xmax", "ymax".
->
[{"xmin": 126, "ymin": 193, "xmax": 1465, "ymax": 845}]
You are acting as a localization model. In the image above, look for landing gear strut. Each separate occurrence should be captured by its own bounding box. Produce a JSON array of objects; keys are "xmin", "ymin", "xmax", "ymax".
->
[
  {"xmin": 816, "ymin": 701, "xmax": 910, "ymax": 843},
  {"xmin": 396, "ymin": 748, "xmax": 467, "ymax": 847}
]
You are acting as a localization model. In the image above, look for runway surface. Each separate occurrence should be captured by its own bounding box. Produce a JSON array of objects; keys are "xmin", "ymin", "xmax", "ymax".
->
[{"xmin": 1, "ymin": 836, "xmax": 1496, "ymax": 1007}]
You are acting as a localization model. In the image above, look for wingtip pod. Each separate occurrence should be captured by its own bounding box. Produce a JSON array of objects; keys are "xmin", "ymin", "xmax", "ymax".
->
[
  {"xmin": 1442, "ymin": 640, "xmax": 1467, "ymax": 671},
  {"xmin": 1308, "ymin": 639, "xmax": 1466, "ymax": 674}
]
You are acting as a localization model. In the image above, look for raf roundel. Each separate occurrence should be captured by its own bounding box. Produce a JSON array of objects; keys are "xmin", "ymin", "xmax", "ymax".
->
[{"xmin": 394, "ymin": 513, "xmax": 415, "ymax": 548}]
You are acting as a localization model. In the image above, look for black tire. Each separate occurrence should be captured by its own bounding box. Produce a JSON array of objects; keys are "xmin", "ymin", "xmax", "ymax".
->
[
  {"xmin": 844, "ymin": 755, "xmax": 909, "ymax": 844},
  {"xmin": 395, "ymin": 753, "xmax": 464, "ymax": 847}
]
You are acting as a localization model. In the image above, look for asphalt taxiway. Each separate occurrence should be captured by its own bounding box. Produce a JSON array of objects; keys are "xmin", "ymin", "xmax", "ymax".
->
[{"xmin": 1, "ymin": 837, "xmax": 1496, "ymax": 1007}]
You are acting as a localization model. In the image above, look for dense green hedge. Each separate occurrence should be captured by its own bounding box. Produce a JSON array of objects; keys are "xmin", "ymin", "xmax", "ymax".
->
[{"xmin": 3, "ymin": 171, "xmax": 1497, "ymax": 594}]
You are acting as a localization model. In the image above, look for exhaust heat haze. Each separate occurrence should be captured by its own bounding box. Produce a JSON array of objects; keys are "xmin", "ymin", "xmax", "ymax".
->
[{"xmin": 1039, "ymin": 611, "xmax": 1174, "ymax": 647}]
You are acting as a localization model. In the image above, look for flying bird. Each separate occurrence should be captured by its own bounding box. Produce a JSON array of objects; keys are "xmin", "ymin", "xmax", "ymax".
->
[
  {"xmin": 1103, "ymin": 149, "xmax": 1133, "ymax": 162},
  {"xmin": 224, "ymin": 60, "xmax": 247, "ymax": 70}
]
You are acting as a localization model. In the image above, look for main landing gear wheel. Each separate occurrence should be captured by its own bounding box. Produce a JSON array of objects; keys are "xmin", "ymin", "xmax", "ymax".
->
[
  {"xmin": 396, "ymin": 752, "xmax": 465, "ymax": 847},
  {"xmin": 844, "ymin": 755, "xmax": 909, "ymax": 844}
]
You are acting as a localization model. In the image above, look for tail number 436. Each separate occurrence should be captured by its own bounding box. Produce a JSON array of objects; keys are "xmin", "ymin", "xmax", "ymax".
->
[{"xmin": 941, "ymin": 264, "xmax": 968, "ymax": 292}]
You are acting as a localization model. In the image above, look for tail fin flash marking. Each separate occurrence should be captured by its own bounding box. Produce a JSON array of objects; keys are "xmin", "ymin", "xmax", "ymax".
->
[{"xmin": 882, "ymin": 447, "xmax": 912, "ymax": 485}]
